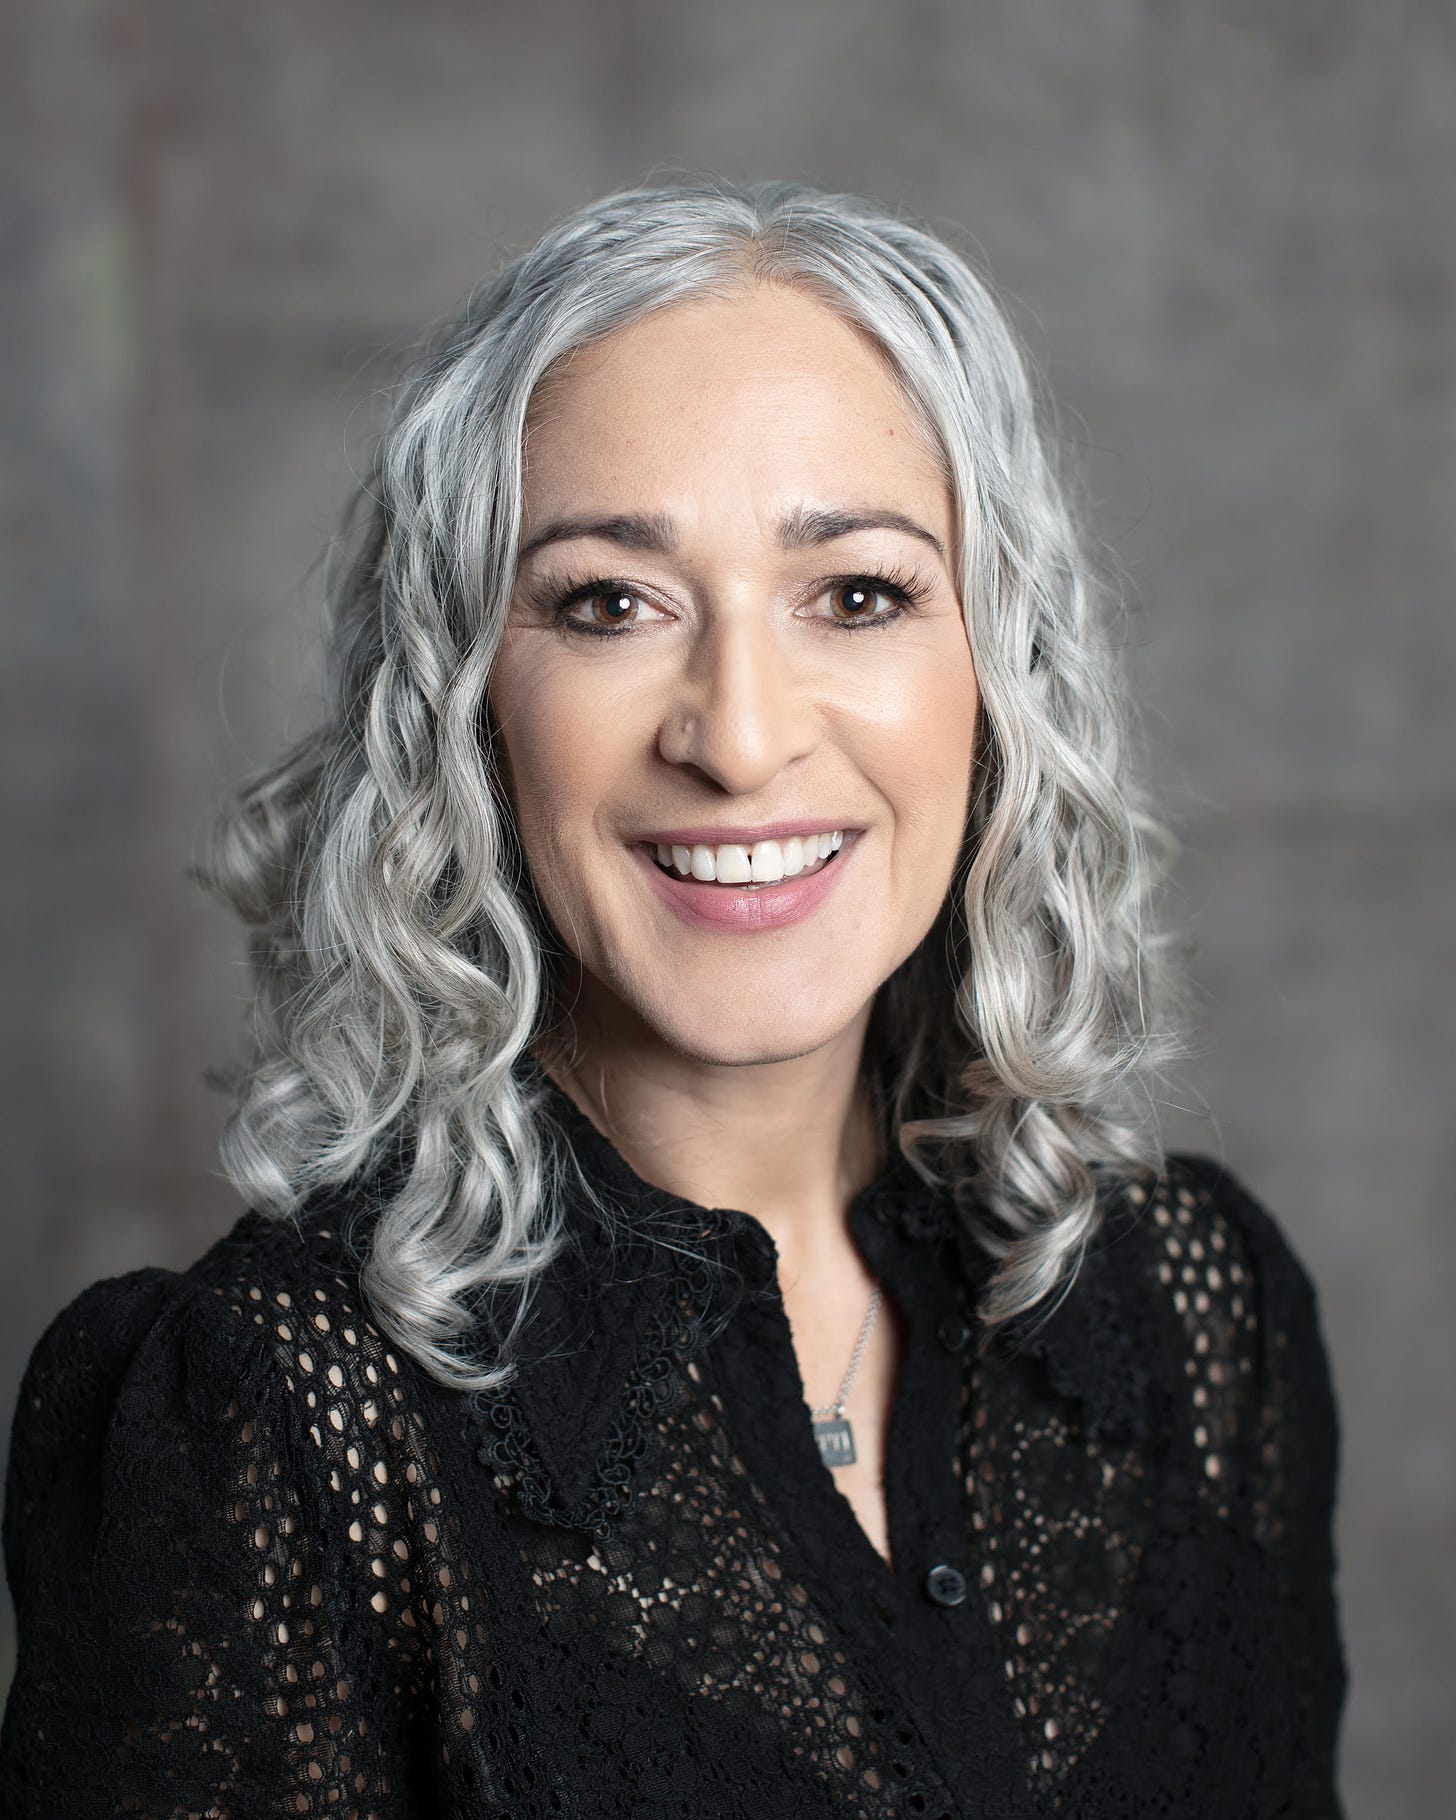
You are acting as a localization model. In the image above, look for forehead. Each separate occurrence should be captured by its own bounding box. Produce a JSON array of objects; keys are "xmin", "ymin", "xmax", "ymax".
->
[{"xmin": 520, "ymin": 283, "xmax": 950, "ymax": 525}]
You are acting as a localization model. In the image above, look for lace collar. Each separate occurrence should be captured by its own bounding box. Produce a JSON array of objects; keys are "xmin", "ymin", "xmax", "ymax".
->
[{"xmin": 469, "ymin": 1064, "xmax": 1157, "ymax": 1540}]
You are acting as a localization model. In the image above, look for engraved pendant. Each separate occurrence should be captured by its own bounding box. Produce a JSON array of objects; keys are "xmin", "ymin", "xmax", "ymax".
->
[{"xmin": 812, "ymin": 1416, "xmax": 857, "ymax": 1468}]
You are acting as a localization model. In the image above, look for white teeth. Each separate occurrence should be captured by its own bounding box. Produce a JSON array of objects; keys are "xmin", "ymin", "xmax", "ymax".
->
[
  {"xmin": 654, "ymin": 831, "xmax": 845, "ymax": 884},
  {"xmin": 750, "ymin": 840, "xmax": 784, "ymax": 883},
  {"xmin": 714, "ymin": 843, "xmax": 752, "ymax": 884}
]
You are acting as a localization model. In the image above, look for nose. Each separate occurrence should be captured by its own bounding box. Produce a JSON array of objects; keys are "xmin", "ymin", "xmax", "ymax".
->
[{"xmin": 656, "ymin": 610, "xmax": 818, "ymax": 794}]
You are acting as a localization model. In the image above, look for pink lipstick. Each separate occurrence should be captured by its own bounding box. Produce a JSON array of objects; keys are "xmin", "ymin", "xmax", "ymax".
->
[{"xmin": 634, "ymin": 834, "xmax": 856, "ymax": 932}]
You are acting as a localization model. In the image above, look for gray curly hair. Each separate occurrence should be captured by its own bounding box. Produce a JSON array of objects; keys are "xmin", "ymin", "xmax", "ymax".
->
[{"xmin": 203, "ymin": 178, "xmax": 1185, "ymax": 1392}]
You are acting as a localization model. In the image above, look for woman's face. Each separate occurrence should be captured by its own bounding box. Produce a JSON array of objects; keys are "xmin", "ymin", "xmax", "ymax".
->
[{"xmin": 488, "ymin": 283, "xmax": 979, "ymax": 1069}]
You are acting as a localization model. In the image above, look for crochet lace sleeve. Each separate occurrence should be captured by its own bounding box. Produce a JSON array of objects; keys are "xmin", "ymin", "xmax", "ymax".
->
[
  {"xmin": 1184, "ymin": 1160, "xmax": 1350, "ymax": 1816},
  {"xmin": 0, "ymin": 1260, "xmax": 484, "ymax": 1819}
]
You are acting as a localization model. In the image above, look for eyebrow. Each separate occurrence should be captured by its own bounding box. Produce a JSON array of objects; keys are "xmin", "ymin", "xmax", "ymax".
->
[
  {"xmin": 517, "ymin": 512, "xmax": 678, "ymax": 564},
  {"xmin": 775, "ymin": 504, "xmax": 947, "ymax": 565},
  {"xmin": 516, "ymin": 505, "xmax": 947, "ymax": 566}
]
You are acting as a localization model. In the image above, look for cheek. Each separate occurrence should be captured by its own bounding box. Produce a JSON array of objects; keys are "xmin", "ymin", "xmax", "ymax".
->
[
  {"xmin": 856, "ymin": 637, "xmax": 980, "ymax": 842},
  {"xmin": 487, "ymin": 646, "xmax": 639, "ymax": 871},
  {"xmin": 489, "ymin": 639, "xmax": 566, "ymax": 795}
]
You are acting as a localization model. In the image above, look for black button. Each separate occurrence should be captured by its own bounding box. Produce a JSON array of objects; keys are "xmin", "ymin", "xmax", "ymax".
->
[
  {"xmin": 924, "ymin": 1563, "xmax": 967, "ymax": 1607},
  {"xmin": 936, "ymin": 1314, "xmax": 971, "ymax": 1352}
]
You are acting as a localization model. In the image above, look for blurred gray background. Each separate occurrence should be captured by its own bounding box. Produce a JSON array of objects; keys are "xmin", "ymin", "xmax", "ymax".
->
[{"xmin": 3, "ymin": 2, "xmax": 1452, "ymax": 1812}]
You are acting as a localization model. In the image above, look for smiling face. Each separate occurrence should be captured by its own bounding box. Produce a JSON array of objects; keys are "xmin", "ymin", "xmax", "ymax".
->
[{"xmin": 487, "ymin": 282, "xmax": 980, "ymax": 1072}]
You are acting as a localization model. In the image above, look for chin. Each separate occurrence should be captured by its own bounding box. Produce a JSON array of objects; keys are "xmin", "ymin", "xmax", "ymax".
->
[
  {"xmin": 633, "ymin": 993, "xmax": 862, "ymax": 1071},
  {"xmin": 659, "ymin": 1029, "xmax": 847, "ymax": 1070}
]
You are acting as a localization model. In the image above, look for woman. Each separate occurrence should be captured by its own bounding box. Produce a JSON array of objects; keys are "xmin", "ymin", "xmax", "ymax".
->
[{"xmin": 0, "ymin": 181, "xmax": 1346, "ymax": 1816}]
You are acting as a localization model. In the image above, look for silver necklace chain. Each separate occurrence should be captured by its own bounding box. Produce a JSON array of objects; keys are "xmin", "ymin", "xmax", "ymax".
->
[{"xmin": 809, "ymin": 1286, "xmax": 883, "ymax": 1419}]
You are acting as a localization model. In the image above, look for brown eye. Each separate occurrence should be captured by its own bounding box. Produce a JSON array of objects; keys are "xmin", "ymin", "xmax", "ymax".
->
[
  {"xmin": 824, "ymin": 581, "xmax": 900, "ymax": 623},
  {"xmin": 831, "ymin": 584, "xmax": 879, "ymax": 619},
  {"xmin": 584, "ymin": 590, "xmax": 638, "ymax": 627},
  {"xmin": 545, "ymin": 578, "xmax": 671, "ymax": 638}
]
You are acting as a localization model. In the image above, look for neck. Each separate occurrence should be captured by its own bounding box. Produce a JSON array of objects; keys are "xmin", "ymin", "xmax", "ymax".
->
[{"xmin": 533, "ymin": 1002, "xmax": 885, "ymax": 1283}]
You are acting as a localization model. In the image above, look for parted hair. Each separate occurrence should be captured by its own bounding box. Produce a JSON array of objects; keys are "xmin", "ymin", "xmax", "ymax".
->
[{"xmin": 203, "ymin": 178, "xmax": 1186, "ymax": 1392}]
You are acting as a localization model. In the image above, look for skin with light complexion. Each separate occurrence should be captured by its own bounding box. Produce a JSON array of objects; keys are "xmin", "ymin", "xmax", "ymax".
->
[{"xmin": 487, "ymin": 284, "xmax": 979, "ymax": 1560}]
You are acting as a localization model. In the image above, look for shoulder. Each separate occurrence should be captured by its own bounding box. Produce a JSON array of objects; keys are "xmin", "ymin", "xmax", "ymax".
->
[
  {"xmin": 3, "ymin": 1197, "xmax": 461, "ymax": 1640},
  {"xmin": 1102, "ymin": 1151, "xmax": 1328, "ymax": 1350},
  {"xmin": 13, "ymin": 1202, "xmax": 368, "ymax": 1419},
  {"xmin": 1, "ymin": 1204, "xmax": 481, "ymax": 1814},
  {"xmin": 1088, "ymin": 1152, "xmax": 1339, "ymax": 1497},
  {"xmin": 6, "ymin": 1203, "xmax": 389, "ymax": 1541}
]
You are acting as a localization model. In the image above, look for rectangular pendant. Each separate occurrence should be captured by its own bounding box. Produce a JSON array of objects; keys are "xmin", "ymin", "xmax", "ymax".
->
[{"xmin": 812, "ymin": 1416, "xmax": 857, "ymax": 1468}]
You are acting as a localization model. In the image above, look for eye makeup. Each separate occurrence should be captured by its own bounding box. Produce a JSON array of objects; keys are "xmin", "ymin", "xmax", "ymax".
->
[{"xmin": 520, "ymin": 561, "xmax": 939, "ymax": 639}]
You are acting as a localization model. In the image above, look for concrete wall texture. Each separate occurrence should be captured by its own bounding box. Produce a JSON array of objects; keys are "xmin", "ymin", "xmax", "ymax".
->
[{"xmin": 4, "ymin": 3, "xmax": 1451, "ymax": 1812}]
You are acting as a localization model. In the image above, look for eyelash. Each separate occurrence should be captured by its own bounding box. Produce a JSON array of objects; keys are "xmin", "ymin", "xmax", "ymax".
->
[{"xmin": 531, "ymin": 564, "xmax": 936, "ymax": 639}]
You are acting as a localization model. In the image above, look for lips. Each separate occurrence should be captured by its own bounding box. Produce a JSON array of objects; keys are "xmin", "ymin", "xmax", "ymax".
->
[
  {"xmin": 633, "ymin": 832, "xmax": 856, "ymax": 932},
  {"xmin": 636, "ymin": 820, "xmax": 855, "ymax": 846}
]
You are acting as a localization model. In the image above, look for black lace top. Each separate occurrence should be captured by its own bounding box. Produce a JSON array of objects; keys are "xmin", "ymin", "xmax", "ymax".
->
[{"xmin": 1, "ymin": 1071, "xmax": 1347, "ymax": 1818}]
